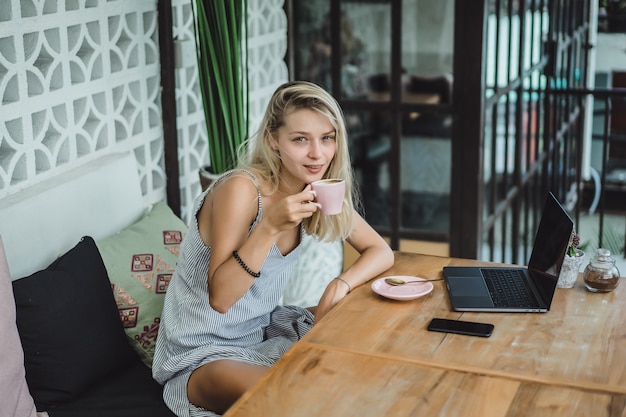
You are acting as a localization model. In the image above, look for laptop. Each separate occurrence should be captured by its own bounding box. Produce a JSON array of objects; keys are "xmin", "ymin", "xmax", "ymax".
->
[{"xmin": 443, "ymin": 192, "xmax": 574, "ymax": 312}]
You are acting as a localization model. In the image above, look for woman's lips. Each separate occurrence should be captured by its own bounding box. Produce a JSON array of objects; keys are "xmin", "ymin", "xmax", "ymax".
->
[{"xmin": 304, "ymin": 164, "xmax": 324, "ymax": 174}]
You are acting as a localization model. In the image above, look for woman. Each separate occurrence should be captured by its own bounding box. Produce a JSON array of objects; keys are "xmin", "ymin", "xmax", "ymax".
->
[{"xmin": 153, "ymin": 81, "xmax": 394, "ymax": 416}]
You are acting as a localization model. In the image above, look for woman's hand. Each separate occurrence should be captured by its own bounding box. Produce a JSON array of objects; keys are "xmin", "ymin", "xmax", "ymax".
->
[
  {"xmin": 313, "ymin": 211, "xmax": 395, "ymax": 324},
  {"xmin": 262, "ymin": 185, "xmax": 319, "ymax": 234}
]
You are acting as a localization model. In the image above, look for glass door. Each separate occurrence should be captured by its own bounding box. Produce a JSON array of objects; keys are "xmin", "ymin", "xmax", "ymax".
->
[{"xmin": 288, "ymin": 0, "xmax": 455, "ymax": 249}]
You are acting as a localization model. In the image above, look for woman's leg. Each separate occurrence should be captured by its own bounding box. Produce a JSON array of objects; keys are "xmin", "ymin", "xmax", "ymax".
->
[{"xmin": 187, "ymin": 359, "xmax": 269, "ymax": 414}]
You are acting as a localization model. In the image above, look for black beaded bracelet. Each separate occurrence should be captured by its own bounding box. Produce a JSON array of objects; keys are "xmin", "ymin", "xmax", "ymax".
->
[{"xmin": 232, "ymin": 250, "xmax": 261, "ymax": 278}]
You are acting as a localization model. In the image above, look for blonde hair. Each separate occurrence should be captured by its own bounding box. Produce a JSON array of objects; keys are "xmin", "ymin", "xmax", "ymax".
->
[{"xmin": 238, "ymin": 81, "xmax": 357, "ymax": 242}]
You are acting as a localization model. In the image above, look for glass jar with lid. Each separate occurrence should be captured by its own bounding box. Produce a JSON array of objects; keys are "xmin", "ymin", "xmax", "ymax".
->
[{"xmin": 582, "ymin": 248, "xmax": 621, "ymax": 292}]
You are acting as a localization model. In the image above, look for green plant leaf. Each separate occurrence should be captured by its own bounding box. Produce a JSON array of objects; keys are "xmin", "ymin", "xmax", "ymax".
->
[{"xmin": 193, "ymin": 0, "xmax": 248, "ymax": 174}]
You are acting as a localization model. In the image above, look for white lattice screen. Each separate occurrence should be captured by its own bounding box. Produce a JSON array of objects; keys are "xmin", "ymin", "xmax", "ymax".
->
[{"xmin": 0, "ymin": 0, "xmax": 288, "ymax": 224}]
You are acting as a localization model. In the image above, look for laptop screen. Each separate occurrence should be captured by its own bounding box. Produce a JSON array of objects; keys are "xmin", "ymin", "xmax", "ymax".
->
[{"xmin": 527, "ymin": 192, "xmax": 574, "ymax": 300}]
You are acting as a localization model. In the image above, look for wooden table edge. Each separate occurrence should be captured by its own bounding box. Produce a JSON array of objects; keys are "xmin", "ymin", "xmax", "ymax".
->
[{"xmin": 298, "ymin": 340, "xmax": 626, "ymax": 395}]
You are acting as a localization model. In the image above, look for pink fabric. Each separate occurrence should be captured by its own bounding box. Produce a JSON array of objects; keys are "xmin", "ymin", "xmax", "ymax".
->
[{"xmin": 0, "ymin": 235, "xmax": 37, "ymax": 417}]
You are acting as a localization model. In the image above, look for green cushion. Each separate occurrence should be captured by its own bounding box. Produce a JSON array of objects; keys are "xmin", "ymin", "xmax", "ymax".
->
[{"xmin": 96, "ymin": 202, "xmax": 187, "ymax": 367}]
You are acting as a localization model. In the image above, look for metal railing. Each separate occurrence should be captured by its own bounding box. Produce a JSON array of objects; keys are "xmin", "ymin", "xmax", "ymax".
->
[{"xmin": 551, "ymin": 86, "xmax": 626, "ymax": 258}]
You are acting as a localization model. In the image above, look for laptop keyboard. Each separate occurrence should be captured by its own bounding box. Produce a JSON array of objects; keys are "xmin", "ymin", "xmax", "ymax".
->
[{"xmin": 481, "ymin": 269, "xmax": 540, "ymax": 308}]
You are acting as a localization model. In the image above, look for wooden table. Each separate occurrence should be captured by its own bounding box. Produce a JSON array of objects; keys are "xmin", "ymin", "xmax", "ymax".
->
[{"xmin": 225, "ymin": 252, "xmax": 626, "ymax": 417}]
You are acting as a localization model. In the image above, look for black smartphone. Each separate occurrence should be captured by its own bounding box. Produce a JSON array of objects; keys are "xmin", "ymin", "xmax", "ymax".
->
[{"xmin": 427, "ymin": 318, "xmax": 494, "ymax": 337}]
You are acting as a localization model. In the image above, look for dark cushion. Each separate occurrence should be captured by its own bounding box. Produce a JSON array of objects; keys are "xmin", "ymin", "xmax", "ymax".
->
[
  {"xmin": 45, "ymin": 360, "xmax": 175, "ymax": 417},
  {"xmin": 13, "ymin": 236, "xmax": 138, "ymax": 410}
]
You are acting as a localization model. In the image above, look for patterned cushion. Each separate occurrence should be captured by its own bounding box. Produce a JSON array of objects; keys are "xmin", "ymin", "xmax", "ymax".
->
[
  {"xmin": 96, "ymin": 202, "xmax": 187, "ymax": 367},
  {"xmin": 0, "ymin": 236, "xmax": 37, "ymax": 417},
  {"xmin": 12, "ymin": 236, "xmax": 138, "ymax": 410}
]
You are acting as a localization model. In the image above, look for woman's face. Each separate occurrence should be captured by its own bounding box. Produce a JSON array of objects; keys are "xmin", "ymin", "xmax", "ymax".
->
[{"xmin": 273, "ymin": 108, "xmax": 337, "ymax": 191}]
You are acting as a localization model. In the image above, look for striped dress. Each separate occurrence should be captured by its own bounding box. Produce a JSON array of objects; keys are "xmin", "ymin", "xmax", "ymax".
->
[{"xmin": 152, "ymin": 170, "xmax": 314, "ymax": 417}]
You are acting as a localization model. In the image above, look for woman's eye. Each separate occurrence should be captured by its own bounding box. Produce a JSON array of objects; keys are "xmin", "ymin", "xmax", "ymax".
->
[
  {"xmin": 293, "ymin": 136, "xmax": 307, "ymax": 142},
  {"xmin": 323, "ymin": 135, "xmax": 336, "ymax": 141}
]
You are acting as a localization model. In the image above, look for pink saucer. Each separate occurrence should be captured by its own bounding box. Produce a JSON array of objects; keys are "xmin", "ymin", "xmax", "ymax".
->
[{"xmin": 371, "ymin": 276, "xmax": 434, "ymax": 301}]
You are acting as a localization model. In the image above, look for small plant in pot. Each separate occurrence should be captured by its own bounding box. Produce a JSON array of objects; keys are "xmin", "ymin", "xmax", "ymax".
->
[
  {"xmin": 193, "ymin": 0, "xmax": 249, "ymax": 189},
  {"xmin": 557, "ymin": 230, "xmax": 585, "ymax": 288}
]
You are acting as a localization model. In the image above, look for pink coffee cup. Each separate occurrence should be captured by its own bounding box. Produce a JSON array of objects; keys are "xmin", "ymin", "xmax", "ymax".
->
[{"xmin": 311, "ymin": 179, "xmax": 345, "ymax": 215}]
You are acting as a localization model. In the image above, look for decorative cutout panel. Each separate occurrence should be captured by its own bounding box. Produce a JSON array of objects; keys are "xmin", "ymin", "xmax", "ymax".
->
[
  {"xmin": 0, "ymin": 0, "xmax": 288, "ymax": 225},
  {"xmin": 0, "ymin": 0, "xmax": 163, "ymax": 204}
]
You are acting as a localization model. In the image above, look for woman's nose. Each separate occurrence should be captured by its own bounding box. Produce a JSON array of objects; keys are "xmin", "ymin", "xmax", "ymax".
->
[{"xmin": 308, "ymin": 140, "xmax": 322, "ymax": 158}]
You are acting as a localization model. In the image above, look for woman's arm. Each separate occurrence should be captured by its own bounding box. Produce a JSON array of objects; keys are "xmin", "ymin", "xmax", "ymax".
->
[
  {"xmin": 198, "ymin": 175, "xmax": 268, "ymax": 313},
  {"xmin": 314, "ymin": 211, "xmax": 394, "ymax": 322},
  {"xmin": 199, "ymin": 176, "xmax": 319, "ymax": 313}
]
